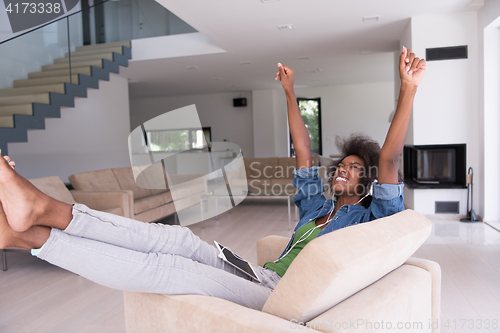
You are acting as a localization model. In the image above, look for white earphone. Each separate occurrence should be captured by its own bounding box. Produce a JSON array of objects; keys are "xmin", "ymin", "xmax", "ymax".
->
[{"xmin": 275, "ymin": 189, "xmax": 370, "ymax": 262}]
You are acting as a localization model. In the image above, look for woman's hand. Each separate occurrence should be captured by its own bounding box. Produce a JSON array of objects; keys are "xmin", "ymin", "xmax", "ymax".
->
[
  {"xmin": 399, "ymin": 47, "xmax": 426, "ymax": 88},
  {"xmin": 276, "ymin": 63, "xmax": 295, "ymax": 95}
]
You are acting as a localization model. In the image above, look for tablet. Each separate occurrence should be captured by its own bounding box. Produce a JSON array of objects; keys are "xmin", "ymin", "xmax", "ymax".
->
[{"xmin": 214, "ymin": 241, "xmax": 261, "ymax": 282}]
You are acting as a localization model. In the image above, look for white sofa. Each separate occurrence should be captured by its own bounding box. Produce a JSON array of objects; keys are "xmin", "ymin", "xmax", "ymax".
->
[{"xmin": 123, "ymin": 209, "xmax": 441, "ymax": 333}]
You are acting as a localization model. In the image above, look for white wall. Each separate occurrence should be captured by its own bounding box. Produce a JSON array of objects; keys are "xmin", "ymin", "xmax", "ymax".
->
[
  {"xmin": 406, "ymin": 11, "xmax": 480, "ymax": 216},
  {"xmin": 399, "ymin": 21, "xmax": 414, "ymax": 147},
  {"xmin": 102, "ymin": 0, "xmax": 196, "ymax": 43},
  {"xmin": 8, "ymin": 74, "xmax": 132, "ymax": 183},
  {"xmin": 252, "ymin": 82, "xmax": 394, "ymax": 158},
  {"xmin": 479, "ymin": 0, "xmax": 500, "ymax": 222},
  {"xmin": 129, "ymin": 91, "xmax": 254, "ymax": 158},
  {"xmin": 252, "ymin": 90, "xmax": 284, "ymax": 158},
  {"xmin": 296, "ymin": 83, "xmax": 394, "ymax": 157}
]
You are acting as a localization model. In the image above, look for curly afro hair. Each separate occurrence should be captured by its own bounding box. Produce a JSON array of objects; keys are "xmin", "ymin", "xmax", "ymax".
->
[{"xmin": 327, "ymin": 133, "xmax": 381, "ymax": 208}]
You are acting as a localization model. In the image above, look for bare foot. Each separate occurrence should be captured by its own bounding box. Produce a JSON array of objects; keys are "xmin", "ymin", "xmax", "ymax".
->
[
  {"xmin": 0, "ymin": 203, "xmax": 50, "ymax": 250},
  {"xmin": 3, "ymin": 155, "xmax": 15, "ymax": 170},
  {"xmin": 0, "ymin": 150, "xmax": 73, "ymax": 232}
]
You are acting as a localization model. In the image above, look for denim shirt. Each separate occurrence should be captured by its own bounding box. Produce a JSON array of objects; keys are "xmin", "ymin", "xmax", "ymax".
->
[{"xmin": 278, "ymin": 166, "xmax": 405, "ymax": 259}]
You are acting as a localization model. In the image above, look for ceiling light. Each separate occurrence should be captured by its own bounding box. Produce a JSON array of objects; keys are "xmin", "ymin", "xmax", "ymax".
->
[
  {"xmin": 362, "ymin": 15, "xmax": 380, "ymax": 22},
  {"xmin": 278, "ymin": 24, "xmax": 295, "ymax": 31},
  {"xmin": 185, "ymin": 66, "xmax": 198, "ymax": 70},
  {"xmin": 298, "ymin": 56, "xmax": 310, "ymax": 60},
  {"xmin": 239, "ymin": 61, "xmax": 252, "ymax": 65}
]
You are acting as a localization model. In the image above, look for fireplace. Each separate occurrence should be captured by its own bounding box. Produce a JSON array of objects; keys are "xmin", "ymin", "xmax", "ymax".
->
[{"xmin": 403, "ymin": 144, "xmax": 467, "ymax": 189}]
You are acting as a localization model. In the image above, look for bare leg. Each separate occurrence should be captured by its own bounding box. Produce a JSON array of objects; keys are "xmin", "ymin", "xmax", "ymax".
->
[
  {"xmin": 0, "ymin": 203, "xmax": 50, "ymax": 250},
  {"xmin": 0, "ymin": 150, "xmax": 73, "ymax": 232}
]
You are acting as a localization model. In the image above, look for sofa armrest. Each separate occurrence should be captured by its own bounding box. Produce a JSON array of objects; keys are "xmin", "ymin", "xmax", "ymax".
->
[
  {"xmin": 256, "ymin": 235, "xmax": 290, "ymax": 267},
  {"xmin": 308, "ymin": 262, "xmax": 435, "ymax": 333},
  {"xmin": 123, "ymin": 292, "xmax": 320, "ymax": 333},
  {"xmin": 71, "ymin": 190, "xmax": 134, "ymax": 218},
  {"xmin": 404, "ymin": 257, "xmax": 442, "ymax": 333},
  {"xmin": 169, "ymin": 174, "xmax": 208, "ymax": 194}
]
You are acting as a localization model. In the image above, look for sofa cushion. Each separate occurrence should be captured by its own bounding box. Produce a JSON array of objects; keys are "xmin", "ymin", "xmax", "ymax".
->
[
  {"xmin": 276, "ymin": 158, "xmax": 297, "ymax": 179},
  {"xmin": 134, "ymin": 193, "xmax": 165, "ymax": 215},
  {"xmin": 169, "ymin": 182, "xmax": 205, "ymax": 201},
  {"xmin": 261, "ymin": 209, "xmax": 432, "ymax": 323},
  {"xmin": 103, "ymin": 207, "xmax": 124, "ymax": 217},
  {"xmin": 244, "ymin": 158, "xmax": 278, "ymax": 180},
  {"xmin": 133, "ymin": 163, "xmax": 170, "ymax": 192},
  {"xmin": 270, "ymin": 179, "xmax": 296, "ymax": 195},
  {"xmin": 112, "ymin": 167, "xmax": 151, "ymax": 200},
  {"xmin": 247, "ymin": 179, "xmax": 272, "ymax": 195},
  {"xmin": 277, "ymin": 157, "xmax": 319, "ymax": 178},
  {"xmin": 134, "ymin": 202, "xmax": 176, "ymax": 223},
  {"xmin": 69, "ymin": 169, "xmax": 121, "ymax": 192},
  {"xmin": 159, "ymin": 191, "xmax": 173, "ymax": 204},
  {"xmin": 29, "ymin": 176, "xmax": 75, "ymax": 205}
]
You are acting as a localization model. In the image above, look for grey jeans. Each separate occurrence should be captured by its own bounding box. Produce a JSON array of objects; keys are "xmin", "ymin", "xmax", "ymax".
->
[{"xmin": 33, "ymin": 204, "xmax": 281, "ymax": 310}]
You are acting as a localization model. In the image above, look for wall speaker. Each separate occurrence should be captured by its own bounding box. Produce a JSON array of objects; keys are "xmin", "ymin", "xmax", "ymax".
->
[
  {"xmin": 233, "ymin": 98, "xmax": 247, "ymax": 107},
  {"xmin": 426, "ymin": 45, "xmax": 468, "ymax": 61},
  {"xmin": 435, "ymin": 201, "xmax": 460, "ymax": 214}
]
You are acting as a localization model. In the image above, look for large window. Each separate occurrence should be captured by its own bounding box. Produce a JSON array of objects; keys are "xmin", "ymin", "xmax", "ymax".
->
[
  {"xmin": 290, "ymin": 98, "xmax": 322, "ymax": 156},
  {"xmin": 144, "ymin": 127, "xmax": 211, "ymax": 152}
]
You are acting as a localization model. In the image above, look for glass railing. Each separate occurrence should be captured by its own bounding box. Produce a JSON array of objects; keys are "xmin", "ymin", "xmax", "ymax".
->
[{"xmin": 0, "ymin": 0, "xmax": 197, "ymax": 90}]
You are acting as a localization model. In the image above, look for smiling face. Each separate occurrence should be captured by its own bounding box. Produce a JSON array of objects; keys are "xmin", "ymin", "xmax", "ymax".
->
[{"xmin": 331, "ymin": 155, "xmax": 366, "ymax": 197}]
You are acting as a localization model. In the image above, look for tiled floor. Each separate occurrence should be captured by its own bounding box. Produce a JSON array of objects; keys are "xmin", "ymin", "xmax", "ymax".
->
[
  {"xmin": 1, "ymin": 201, "xmax": 499, "ymax": 332},
  {"xmin": 413, "ymin": 219, "xmax": 500, "ymax": 333}
]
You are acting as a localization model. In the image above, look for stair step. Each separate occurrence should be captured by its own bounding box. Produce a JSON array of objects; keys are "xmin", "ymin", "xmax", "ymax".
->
[
  {"xmin": 0, "ymin": 116, "xmax": 14, "ymax": 128},
  {"xmin": 13, "ymin": 75, "xmax": 79, "ymax": 88},
  {"xmin": 65, "ymin": 46, "xmax": 125, "ymax": 58},
  {"xmin": 28, "ymin": 67, "xmax": 92, "ymax": 79},
  {"xmin": 0, "ymin": 84, "xmax": 65, "ymax": 97},
  {"xmin": 54, "ymin": 53, "xmax": 114, "ymax": 65},
  {"xmin": 0, "ymin": 93, "xmax": 50, "ymax": 106},
  {"xmin": 0, "ymin": 104, "xmax": 33, "ymax": 116},
  {"xmin": 75, "ymin": 41, "xmax": 131, "ymax": 52},
  {"xmin": 41, "ymin": 60, "xmax": 103, "ymax": 72}
]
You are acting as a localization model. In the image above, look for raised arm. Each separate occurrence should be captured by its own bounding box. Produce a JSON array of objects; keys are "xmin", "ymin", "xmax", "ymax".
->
[
  {"xmin": 378, "ymin": 47, "xmax": 426, "ymax": 185},
  {"xmin": 276, "ymin": 63, "xmax": 312, "ymax": 169}
]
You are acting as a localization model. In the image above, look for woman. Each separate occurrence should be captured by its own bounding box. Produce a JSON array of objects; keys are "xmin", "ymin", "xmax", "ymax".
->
[
  {"xmin": 263, "ymin": 47, "xmax": 425, "ymax": 276},
  {"xmin": 0, "ymin": 47, "xmax": 425, "ymax": 311}
]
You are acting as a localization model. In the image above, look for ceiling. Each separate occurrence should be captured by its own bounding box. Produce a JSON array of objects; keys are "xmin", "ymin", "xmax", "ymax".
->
[{"xmin": 123, "ymin": 0, "xmax": 481, "ymax": 98}]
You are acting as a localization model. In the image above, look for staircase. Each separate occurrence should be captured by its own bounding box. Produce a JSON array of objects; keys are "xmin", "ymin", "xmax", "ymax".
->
[{"xmin": 0, "ymin": 41, "xmax": 132, "ymax": 155}]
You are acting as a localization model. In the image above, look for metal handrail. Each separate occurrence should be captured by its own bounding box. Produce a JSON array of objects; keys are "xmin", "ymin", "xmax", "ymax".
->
[{"xmin": 0, "ymin": 0, "xmax": 111, "ymax": 45}]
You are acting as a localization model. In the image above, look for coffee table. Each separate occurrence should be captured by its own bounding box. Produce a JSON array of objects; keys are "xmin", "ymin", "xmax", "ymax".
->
[{"xmin": 200, "ymin": 192, "xmax": 298, "ymax": 230}]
